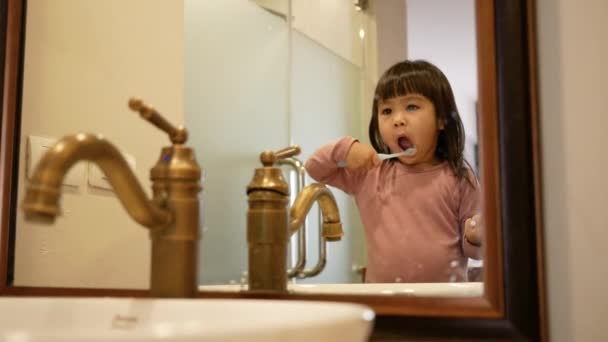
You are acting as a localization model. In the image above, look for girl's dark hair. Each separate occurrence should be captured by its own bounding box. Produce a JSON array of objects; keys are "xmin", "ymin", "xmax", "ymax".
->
[{"xmin": 368, "ymin": 59, "xmax": 474, "ymax": 185}]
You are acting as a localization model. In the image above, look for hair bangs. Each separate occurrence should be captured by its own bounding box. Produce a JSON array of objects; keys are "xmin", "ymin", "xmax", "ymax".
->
[{"xmin": 374, "ymin": 70, "xmax": 437, "ymax": 103}]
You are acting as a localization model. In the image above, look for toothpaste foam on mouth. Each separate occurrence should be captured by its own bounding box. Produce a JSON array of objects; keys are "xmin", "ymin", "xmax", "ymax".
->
[{"xmin": 402, "ymin": 146, "xmax": 416, "ymax": 156}]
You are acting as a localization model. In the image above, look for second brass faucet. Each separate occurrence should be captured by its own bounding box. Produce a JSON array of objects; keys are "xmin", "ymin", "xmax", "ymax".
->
[{"xmin": 246, "ymin": 146, "xmax": 343, "ymax": 293}]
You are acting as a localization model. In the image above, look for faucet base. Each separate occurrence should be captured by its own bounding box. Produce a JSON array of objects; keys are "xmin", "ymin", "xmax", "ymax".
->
[
  {"xmin": 150, "ymin": 239, "xmax": 198, "ymax": 298},
  {"xmin": 248, "ymin": 244, "xmax": 289, "ymax": 293}
]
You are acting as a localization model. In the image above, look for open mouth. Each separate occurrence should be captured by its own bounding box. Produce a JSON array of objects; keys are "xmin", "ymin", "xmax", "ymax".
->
[{"xmin": 397, "ymin": 136, "xmax": 414, "ymax": 151}]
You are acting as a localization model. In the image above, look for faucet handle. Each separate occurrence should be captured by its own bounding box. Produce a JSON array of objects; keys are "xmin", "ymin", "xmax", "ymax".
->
[
  {"xmin": 260, "ymin": 145, "xmax": 301, "ymax": 167},
  {"xmin": 128, "ymin": 98, "xmax": 188, "ymax": 144}
]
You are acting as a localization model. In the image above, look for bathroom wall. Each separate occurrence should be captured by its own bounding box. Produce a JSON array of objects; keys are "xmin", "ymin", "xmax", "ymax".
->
[
  {"xmin": 290, "ymin": 30, "xmax": 365, "ymax": 284},
  {"xmin": 373, "ymin": 0, "xmax": 407, "ymax": 77},
  {"xmin": 14, "ymin": 0, "xmax": 184, "ymax": 288},
  {"xmin": 537, "ymin": 0, "xmax": 608, "ymax": 340},
  {"xmin": 405, "ymin": 0, "xmax": 479, "ymax": 170},
  {"xmin": 185, "ymin": 0, "xmax": 290, "ymax": 285},
  {"xmin": 291, "ymin": 0, "xmax": 363, "ymax": 67},
  {"xmin": 358, "ymin": 0, "xmax": 407, "ymax": 144},
  {"xmin": 186, "ymin": 0, "xmax": 365, "ymax": 284}
]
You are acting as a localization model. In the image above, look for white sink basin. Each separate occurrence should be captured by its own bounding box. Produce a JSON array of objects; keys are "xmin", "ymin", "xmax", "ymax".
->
[
  {"xmin": 200, "ymin": 282, "xmax": 483, "ymax": 297},
  {"xmin": 0, "ymin": 297, "xmax": 374, "ymax": 342},
  {"xmin": 292, "ymin": 282, "xmax": 483, "ymax": 297}
]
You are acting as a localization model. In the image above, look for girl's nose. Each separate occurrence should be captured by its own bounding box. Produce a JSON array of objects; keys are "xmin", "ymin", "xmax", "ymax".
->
[{"xmin": 393, "ymin": 112, "xmax": 407, "ymax": 127}]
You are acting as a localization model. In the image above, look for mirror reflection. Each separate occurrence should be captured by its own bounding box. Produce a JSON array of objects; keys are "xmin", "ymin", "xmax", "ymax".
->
[{"xmin": 13, "ymin": 0, "xmax": 482, "ymax": 297}]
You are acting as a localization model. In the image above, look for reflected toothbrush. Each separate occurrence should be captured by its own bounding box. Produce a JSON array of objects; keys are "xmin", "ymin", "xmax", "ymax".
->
[
  {"xmin": 337, "ymin": 146, "xmax": 417, "ymax": 167},
  {"xmin": 378, "ymin": 146, "xmax": 417, "ymax": 160}
]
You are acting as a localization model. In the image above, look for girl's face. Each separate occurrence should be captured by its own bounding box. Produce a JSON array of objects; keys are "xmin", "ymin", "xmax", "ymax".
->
[{"xmin": 377, "ymin": 93, "xmax": 443, "ymax": 168}]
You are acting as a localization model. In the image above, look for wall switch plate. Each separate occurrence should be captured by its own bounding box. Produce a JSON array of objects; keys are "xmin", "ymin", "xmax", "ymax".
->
[
  {"xmin": 27, "ymin": 135, "xmax": 85, "ymax": 187},
  {"xmin": 88, "ymin": 152, "xmax": 136, "ymax": 190}
]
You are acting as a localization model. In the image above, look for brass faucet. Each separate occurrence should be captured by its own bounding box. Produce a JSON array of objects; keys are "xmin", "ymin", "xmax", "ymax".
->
[
  {"xmin": 246, "ymin": 146, "xmax": 343, "ymax": 293},
  {"xmin": 21, "ymin": 98, "xmax": 201, "ymax": 298}
]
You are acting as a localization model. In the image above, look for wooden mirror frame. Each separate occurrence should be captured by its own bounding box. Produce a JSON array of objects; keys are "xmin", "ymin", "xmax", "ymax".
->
[{"xmin": 0, "ymin": 0, "xmax": 545, "ymax": 340}]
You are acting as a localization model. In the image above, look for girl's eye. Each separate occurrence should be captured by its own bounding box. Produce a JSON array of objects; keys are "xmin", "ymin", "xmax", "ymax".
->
[
  {"xmin": 406, "ymin": 104, "xmax": 419, "ymax": 111},
  {"xmin": 381, "ymin": 108, "xmax": 392, "ymax": 115}
]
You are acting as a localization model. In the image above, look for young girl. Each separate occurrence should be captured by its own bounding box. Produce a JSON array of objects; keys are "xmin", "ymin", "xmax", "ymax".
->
[{"xmin": 305, "ymin": 60, "xmax": 483, "ymax": 283}]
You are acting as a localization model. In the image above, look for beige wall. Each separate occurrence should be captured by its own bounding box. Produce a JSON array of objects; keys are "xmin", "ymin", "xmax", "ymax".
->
[
  {"xmin": 15, "ymin": 0, "xmax": 184, "ymax": 289},
  {"xmin": 537, "ymin": 0, "xmax": 608, "ymax": 340}
]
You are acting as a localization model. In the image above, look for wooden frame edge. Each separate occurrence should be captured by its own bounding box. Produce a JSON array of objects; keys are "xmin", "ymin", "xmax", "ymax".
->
[
  {"xmin": 0, "ymin": 0, "xmax": 24, "ymax": 292},
  {"xmin": 476, "ymin": 0, "xmax": 504, "ymax": 314},
  {"xmin": 526, "ymin": 0, "xmax": 548, "ymax": 340}
]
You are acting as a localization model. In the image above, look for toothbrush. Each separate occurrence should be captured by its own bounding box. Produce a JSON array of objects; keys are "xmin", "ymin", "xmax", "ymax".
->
[
  {"xmin": 337, "ymin": 147, "xmax": 416, "ymax": 167},
  {"xmin": 378, "ymin": 147, "xmax": 417, "ymax": 160}
]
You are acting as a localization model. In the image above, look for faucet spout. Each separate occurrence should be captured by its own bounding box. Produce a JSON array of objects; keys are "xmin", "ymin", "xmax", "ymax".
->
[
  {"xmin": 22, "ymin": 133, "xmax": 172, "ymax": 228},
  {"xmin": 290, "ymin": 183, "xmax": 343, "ymax": 241}
]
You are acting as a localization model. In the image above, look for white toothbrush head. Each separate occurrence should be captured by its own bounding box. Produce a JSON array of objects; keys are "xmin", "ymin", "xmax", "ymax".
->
[{"xmin": 378, "ymin": 146, "xmax": 417, "ymax": 160}]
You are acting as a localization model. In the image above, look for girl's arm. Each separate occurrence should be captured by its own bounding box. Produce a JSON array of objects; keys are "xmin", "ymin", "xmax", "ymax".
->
[
  {"xmin": 304, "ymin": 136, "xmax": 375, "ymax": 195},
  {"xmin": 458, "ymin": 171, "xmax": 483, "ymax": 260}
]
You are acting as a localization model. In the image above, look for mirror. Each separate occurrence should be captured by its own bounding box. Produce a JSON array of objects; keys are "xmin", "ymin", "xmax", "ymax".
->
[
  {"xmin": 1, "ymin": 0, "xmax": 545, "ymax": 339},
  {"xmin": 8, "ymin": 0, "xmax": 483, "ymax": 295},
  {"xmin": 4, "ymin": 0, "xmax": 481, "ymax": 290}
]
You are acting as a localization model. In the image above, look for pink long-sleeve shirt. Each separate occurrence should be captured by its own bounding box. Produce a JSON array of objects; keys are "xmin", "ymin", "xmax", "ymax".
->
[{"xmin": 305, "ymin": 136, "xmax": 482, "ymax": 283}]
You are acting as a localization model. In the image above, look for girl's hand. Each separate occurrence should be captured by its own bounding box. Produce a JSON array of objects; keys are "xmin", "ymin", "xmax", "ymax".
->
[
  {"xmin": 345, "ymin": 142, "xmax": 381, "ymax": 172},
  {"xmin": 464, "ymin": 214, "xmax": 483, "ymax": 246}
]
